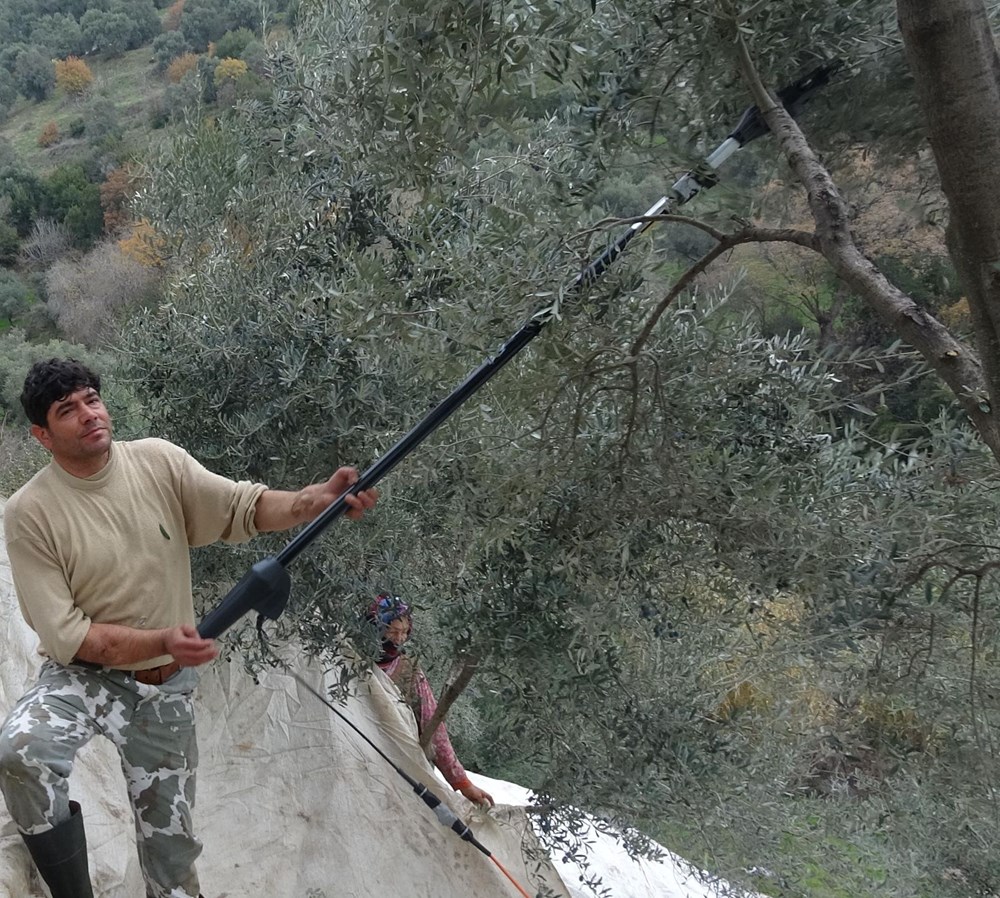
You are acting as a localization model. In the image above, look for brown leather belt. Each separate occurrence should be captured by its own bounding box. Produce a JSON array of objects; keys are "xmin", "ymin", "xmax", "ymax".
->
[
  {"xmin": 76, "ymin": 659, "xmax": 182, "ymax": 685},
  {"xmin": 131, "ymin": 661, "xmax": 183, "ymax": 685}
]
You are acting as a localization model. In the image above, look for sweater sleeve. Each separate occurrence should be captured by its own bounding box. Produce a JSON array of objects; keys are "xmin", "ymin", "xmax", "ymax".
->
[
  {"xmin": 412, "ymin": 666, "xmax": 470, "ymax": 790},
  {"xmin": 173, "ymin": 444, "xmax": 268, "ymax": 546},
  {"xmin": 5, "ymin": 530, "xmax": 90, "ymax": 666}
]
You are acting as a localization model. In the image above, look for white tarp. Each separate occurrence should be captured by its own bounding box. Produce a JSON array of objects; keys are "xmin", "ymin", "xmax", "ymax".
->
[
  {"xmin": 0, "ymin": 496, "xmax": 760, "ymax": 898},
  {"xmin": 0, "ymin": 498, "xmax": 568, "ymax": 898}
]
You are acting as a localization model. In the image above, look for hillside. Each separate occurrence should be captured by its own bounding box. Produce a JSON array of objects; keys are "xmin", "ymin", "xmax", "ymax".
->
[{"xmin": 1, "ymin": 47, "xmax": 166, "ymax": 172}]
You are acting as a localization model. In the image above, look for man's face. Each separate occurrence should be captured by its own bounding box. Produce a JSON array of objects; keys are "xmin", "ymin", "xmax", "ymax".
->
[{"xmin": 32, "ymin": 386, "xmax": 113, "ymax": 469}]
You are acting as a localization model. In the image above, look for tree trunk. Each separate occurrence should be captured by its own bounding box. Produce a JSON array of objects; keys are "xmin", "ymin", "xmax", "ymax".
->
[{"xmin": 897, "ymin": 0, "xmax": 1000, "ymax": 446}]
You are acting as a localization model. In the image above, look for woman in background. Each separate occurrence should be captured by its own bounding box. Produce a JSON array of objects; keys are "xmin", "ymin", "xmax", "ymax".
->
[{"xmin": 366, "ymin": 593, "xmax": 495, "ymax": 808}]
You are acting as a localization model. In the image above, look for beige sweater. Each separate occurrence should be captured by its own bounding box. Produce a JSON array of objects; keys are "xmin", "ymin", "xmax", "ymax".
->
[{"xmin": 3, "ymin": 438, "xmax": 267, "ymax": 667}]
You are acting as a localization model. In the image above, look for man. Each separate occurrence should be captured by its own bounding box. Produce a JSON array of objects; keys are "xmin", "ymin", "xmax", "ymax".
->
[{"xmin": 0, "ymin": 358, "xmax": 378, "ymax": 898}]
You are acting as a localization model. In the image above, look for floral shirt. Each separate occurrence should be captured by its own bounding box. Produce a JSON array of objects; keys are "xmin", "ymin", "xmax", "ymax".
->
[{"xmin": 378, "ymin": 655, "xmax": 470, "ymax": 790}]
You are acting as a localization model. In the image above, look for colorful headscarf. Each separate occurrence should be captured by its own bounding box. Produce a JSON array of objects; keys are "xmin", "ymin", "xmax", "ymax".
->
[
  {"xmin": 366, "ymin": 593, "xmax": 413, "ymax": 665},
  {"xmin": 367, "ymin": 593, "xmax": 412, "ymax": 628}
]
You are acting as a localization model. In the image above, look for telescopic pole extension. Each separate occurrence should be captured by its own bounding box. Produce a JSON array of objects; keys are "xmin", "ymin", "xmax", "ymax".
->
[{"xmin": 197, "ymin": 62, "xmax": 839, "ymax": 640}]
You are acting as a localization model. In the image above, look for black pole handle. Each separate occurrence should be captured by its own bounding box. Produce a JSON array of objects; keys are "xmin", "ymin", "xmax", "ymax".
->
[{"xmin": 198, "ymin": 557, "xmax": 291, "ymax": 639}]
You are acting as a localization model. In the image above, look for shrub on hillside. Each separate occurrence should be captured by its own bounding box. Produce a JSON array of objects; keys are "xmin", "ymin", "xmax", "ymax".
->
[
  {"xmin": 164, "ymin": 0, "xmax": 186, "ymax": 32},
  {"xmin": 167, "ymin": 52, "xmax": 199, "ymax": 84},
  {"xmin": 239, "ymin": 38, "xmax": 266, "ymax": 74},
  {"xmin": 17, "ymin": 301, "xmax": 58, "ymax": 342},
  {"xmin": 80, "ymin": 3, "xmax": 160, "ymax": 57},
  {"xmin": 37, "ymin": 121, "xmax": 60, "ymax": 149},
  {"xmin": 80, "ymin": 95, "xmax": 122, "ymax": 144},
  {"xmin": 153, "ymin": 31, "xmax": 191, "ymax": 71},
  {"xmin": 213, "ymin": 57, "xmax": 247, "ymax": 86},
  {"xmin": 214, "ymin": 27, "xmax": 255, "ymax": 60},
  {"xmin": 118, "ymin": 220, "xmax": 166, "ymax": 268},
  {"xmin": 0, "ymin": 222, "xmax": 18, "ymax": 266},
  {"xmin": 46, "ymin": 241, "xmax": 162, "ymax": 347},
  {"xmin": 13, "ymin": 48, "xmax": 54, "ymax": 102},
  {"xmin": 0, "ymin": 68, "xmax": 18, "ymax": 122},
  {"xmin": 19, "ymin": 219, "xmax": 72, "ymax": 269},
  {"xmin": 55, "ymin": 56, "xmax": 94, "ymax": 97},
  {"xmin": 180, "ymin": 0, "xmax": 227, "ymax": 51},
  {"xmin": 0, "ymin": 270, "xmax": 32, "ymax": 325},
  {"xmin": 80, "ymin": 9, "xmax": 134, "ymax": 58},
  {"xmin": 44, "ymin": 165, "xmax": 103, "ymax": 247},
  {"xmin": 100, "ymin": 165, "xmax": 139, "ymax": 235}
]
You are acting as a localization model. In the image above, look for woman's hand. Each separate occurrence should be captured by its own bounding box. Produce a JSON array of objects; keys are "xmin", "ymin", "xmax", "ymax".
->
[{"xmin": 459, "ymin": 782, "xmax": 495, "ymax": 808}]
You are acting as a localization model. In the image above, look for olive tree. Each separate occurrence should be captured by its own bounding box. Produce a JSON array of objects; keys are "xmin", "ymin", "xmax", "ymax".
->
[{"xmin": 111, "ymin": 2, "xmax": 1000, "ymax": 895}]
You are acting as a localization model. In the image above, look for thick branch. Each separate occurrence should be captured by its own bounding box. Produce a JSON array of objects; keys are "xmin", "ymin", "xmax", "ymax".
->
[
  {"xmin": 630, "ymin": 224, "xmax": 819, "ymax": 357},
  {"xmin": 418, "ymin": 653, "xmax": 479, "ymax": 750},
  {"xmin": 733, "ymin": 36, "xmax": 999, "ymax": 458}
]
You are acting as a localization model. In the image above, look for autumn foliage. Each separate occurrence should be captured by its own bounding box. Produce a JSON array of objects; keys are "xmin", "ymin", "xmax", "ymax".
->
[
  {"xmin": 164, "ymin": 0, "xmax": 185, "ymax": 31},
  {"xmin": 55, "ymin": 57, "xmax": 94, "ymax": 97},
  {"xmin": 213, "ymin": 58, "xmax": 248, "ymax": 86},
  {"xmin": 167, "ymin": 53, "xmax": 199, "ymax": 84},
  {"xmin": 38, "ymin": 121, "xmax": 60, "ymax": 148},
  {"xmin": 101, "ymin": 166, "xmax": 141, "ymax": 235},
  {"xmin": 118, "ymin": 219, "xmax": 166, "ymax": 268}
]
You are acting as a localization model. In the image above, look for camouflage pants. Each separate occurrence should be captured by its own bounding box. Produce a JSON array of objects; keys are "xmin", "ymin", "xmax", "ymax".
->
[{"xmin": 0, "ymin": 660, "xmax": 202, "ymax": 898}]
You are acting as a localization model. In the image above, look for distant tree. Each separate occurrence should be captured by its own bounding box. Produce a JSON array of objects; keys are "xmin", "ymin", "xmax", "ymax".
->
[
  {"xmin": 239, "ymin": 38, "xmax": 265, "ymax": 74},
  {"xmin": 179, "ymin": 0, "xmax": 226, "ymax": 50},
  {"xmin": 0, "ymin": 169, "xmax": 46, "ymax": 237},
  {"xmin": 0, "ymin": 270, "xmax": 31, "ymax": 325},
  {"xmin": 224, "ymin": 0, "xmax": 258, "ymax": 31},
  {"xmin": 37, "ymin": 121, "xmax": 60, "ymax": 148},
  {"xmin": 19, "ymin": 218, "xmax": 72, "ymax": 268},
  {"xmin": 100, "ymin": 164, "xmax": 138, "ymax": 234},
  {"xmin": 196, "ymin": 53, "xmax": 217, "ymax": 102},
  {"xmin": 167, "ymin": 52, "xmax": 199, "ymax": 84},
  {"xmin": 13, "ymin": 48, "xmax": 55, "ymax": 102},
  {"xmin": 16, "ymin": 301, "xmax": 57, "ymax": 342},
  {"xmin": 213, "ymin": 26, "xmax": 254, "ymax": 60},
  {"xmin": 54, "ymin": 56, "xmax": 94, "ymax": 96},
  {"xmin": 80, "ymin": 9, "xmax": 134, "ymax": 57},
  {"xmin": 164, "ymin": 0, "xmax": 186, "ymax": 32},
  {"xmin": 0, "ymin": 69, "xmax": 17, "ymax": 122},
  {"xmin": 29, "ymin": 14, "xmax": 85, "ymax": 58},
  {"xmin": 79, "ymin": 3, "xmax": 159, "ymax": 57},
  {"xmin": 81, "ymin": 95, "xmax": 121, "ymax": 144},
  {"xmin": 0, "ymin": 138, "xmax": 17, "ymax": 172},
  {"xmin": 0, "ymin": 139, "xmax": 16, "ymax": 174},
  {"xmin": 153, "ymin": 30, "xmax": 191, "ymax": 71},
  {"xmin": 0, "ymin": 221, "xmax": 18, "ymax": 265},
  {"xmin": 42, "ymin": 164, "xmax": 103, "ymax": 246},
  {"xmin": 0, "ymin": 43, "xmax": 29, "ymax": 75},
  {"xmin": 46, "ymin": 240, "xmax": 161, "ymax": 347},
  {"xmin": 213, "ymin": 56, "xmax": 247, "ymax": 86},
  {"xmin": 124, "ymin": 0, "xmax": 163, "ymax": 46},
  {"xmin": 0, "ymin": 41, "xmax": 31, "ymax": 75}
]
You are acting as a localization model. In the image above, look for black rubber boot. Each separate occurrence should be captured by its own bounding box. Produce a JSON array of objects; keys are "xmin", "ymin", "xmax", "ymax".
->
[{"xmin": 21, "ymin": 800, "xmax": 95, "ymax": 898}]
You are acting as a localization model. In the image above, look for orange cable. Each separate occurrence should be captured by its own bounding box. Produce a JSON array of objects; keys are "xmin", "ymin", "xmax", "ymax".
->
[{"xmin": 490, "ymin": 854, "xmax": 534, "ymax": 898}]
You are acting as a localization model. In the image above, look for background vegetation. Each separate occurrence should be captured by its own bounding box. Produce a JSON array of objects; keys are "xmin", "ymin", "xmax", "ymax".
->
[{"xmin": 1, "ymin": 2, "xmax": 999, "ymax": 898}]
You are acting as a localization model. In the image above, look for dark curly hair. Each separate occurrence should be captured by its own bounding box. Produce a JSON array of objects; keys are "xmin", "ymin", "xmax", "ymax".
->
[{"xmin": 20, "ymin": 358, "xmax": 102, "ymax": 427}]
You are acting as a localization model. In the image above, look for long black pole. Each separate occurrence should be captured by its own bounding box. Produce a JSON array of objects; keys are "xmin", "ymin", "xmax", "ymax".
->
[{"xmin": 198, "ymin": 62, "xmax": 839, "ymax": 639}]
